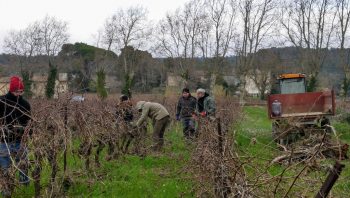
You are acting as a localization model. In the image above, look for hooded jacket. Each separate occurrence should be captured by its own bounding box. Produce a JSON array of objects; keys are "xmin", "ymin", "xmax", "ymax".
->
[
  {"xmin": 197, "ymin": 93, "xmax": 216, "ymax": 115},
  {"xmin": 136, "ymin": 101, "xmax": 169, "ymax": 127},
  {"xmin": 0, "ymin": 92, "xmax": 31, "ymax": 142}
]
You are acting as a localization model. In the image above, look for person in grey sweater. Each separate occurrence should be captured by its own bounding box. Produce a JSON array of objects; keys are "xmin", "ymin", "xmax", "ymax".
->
[{"xmin": 134, "ymin": 101, "xmax": 170, "ymax": 151}]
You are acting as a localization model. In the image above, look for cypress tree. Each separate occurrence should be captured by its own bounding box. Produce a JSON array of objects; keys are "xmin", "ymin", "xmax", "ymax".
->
[
  {"xmin": 46, "ymin": 61, "xmax": 57, "ymax": 99},
  {"xmin": 96, "ymin": 68, "xmax": 108, "ymax": 99},
  {"xmin": 21, "ymin": 70, "xmax": 32, "ymax": 98}
]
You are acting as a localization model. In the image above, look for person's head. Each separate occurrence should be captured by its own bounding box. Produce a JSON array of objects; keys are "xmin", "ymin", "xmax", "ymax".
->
[
  {"xmin": 9, "ymin": 76, "xmax": 24, "ymax": 97},
  {"xmin": 120, "ymin": 95, "xmax": 129, "ymax": 103},
  {"xmin": 196, "ymin": 88, "xmax": 206, "ymax": 98},
  {"xmin": 136, "ymin": 101, "xmax": 146, "ymax": 112},
  {"xmin": 182, "ymin": 88, "xmax": 190, "ymax": 98}
]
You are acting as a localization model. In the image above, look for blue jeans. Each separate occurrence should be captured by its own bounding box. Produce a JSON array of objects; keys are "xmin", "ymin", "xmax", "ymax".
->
[
  {"xmin": 182, "ymin": 118, "xmax": 196, "ymax": 138},
  {"xmin": 0, "ymin": 142, "xmax": 29, "ymax": 184}
]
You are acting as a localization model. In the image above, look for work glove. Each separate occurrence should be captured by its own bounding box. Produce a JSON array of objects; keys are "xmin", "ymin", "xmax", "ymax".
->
[
  {"xmin": 176, "ymin": 114, "xmax": 180, "ymax": 121},
  {"xmin": 200, "ymin": 111, "xmax": 207, "ymax": 117}
]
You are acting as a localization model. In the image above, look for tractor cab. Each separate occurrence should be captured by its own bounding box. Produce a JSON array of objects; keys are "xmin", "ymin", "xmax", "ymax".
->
[{"xmin": 278, "ymin": 73, "xmax": 306, "ymax": 94}]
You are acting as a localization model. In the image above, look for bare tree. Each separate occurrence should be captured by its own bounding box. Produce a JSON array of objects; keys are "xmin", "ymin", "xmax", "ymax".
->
[
  {"xmin": 280, "ymin": 0, "xmax": 336, "ymax": 91},
  {"xmin": 250, "ymin": 49, "xmax": 281, "ymax": 99},
  {"xmin": 335, "ymin": 0, "xmax": 350, "ymax": 97},
  {"xmin": 40, "ymin": 15, "xmax": 69, "ymax": 59},
  {"xmin": 3, "ymin": 22, "xmax": 42, "ymax": 70},
  {"xmin": 205, "ymin": 0, "xmax": 237, "ymax": 66},
  {"xmin": 4, "ymin": 15, "xmax": 69, "ymax": 65},
  {"xmin": 197, "ymin": 17, "xmax": 212, "ymax": 59},
  {"xmin": 155, "ymin": 10, "xmax": 189, "ymax": 81},
  {"xmin": 183, "ymin": 0, "xmax": 207, "ymax": 59},
  {"xmin": 156, "ymin": 10, "xmax": 185, "ymax": 60},
  {"xmin": 102, "ymin": 6, "xmax": 149, "ymax": 75},
  {"xmin": 154, "ymin": 0, "xmax": 207, "ymax": 81},
  {"xmin": 236, "ymin": 0, "xmax": 276, "ymax": 100},
  {"xmin": 102, "ymin": 17, "xmax": 118, "ymax": 51}
]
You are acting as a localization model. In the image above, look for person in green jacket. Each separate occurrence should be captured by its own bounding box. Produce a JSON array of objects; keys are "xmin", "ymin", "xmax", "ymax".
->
[
  {"xmin": 196, "ymin": 88, "xmax": 216, "ymax": 117},
  {"xmin": 134, "ymin": 101, "xmax": 170, "ymax": 151}
]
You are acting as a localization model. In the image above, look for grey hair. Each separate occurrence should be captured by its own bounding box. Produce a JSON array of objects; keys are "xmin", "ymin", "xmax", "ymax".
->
[{"xmin": 196, "ymin": 88, "xmax": 206, "ymax": 93}]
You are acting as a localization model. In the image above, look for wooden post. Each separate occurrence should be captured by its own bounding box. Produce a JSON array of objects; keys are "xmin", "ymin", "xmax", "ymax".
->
[
  {"xmin": 217, "ymin": 118, "xmax": 223, "ymax": 154},
  {"xmin": 315, "ymin": 161, "xmax": 345, "ymax": 198},
  {"xmin": 63, "ymin": 105, "xmax": 68, "ymax": 172}
]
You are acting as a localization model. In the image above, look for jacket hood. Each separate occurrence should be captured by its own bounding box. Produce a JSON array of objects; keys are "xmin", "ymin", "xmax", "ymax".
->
[{"xmin": 136, "ymin": 101, "xmax": 146, "ymax": 110}]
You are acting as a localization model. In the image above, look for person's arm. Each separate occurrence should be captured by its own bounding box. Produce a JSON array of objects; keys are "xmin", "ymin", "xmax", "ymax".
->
[
  {"xmin": 195, "ymin": 100, "xmax": 200, "ymax": 115},
  {"xmin": 0, "ymin": 97, "xmax": 4, "ymax": 122},
  {"xmin": 191, "ymin": 97, "xmax": 197, "ymax": 114},
  {"xmin": 136, "ymin": 104, "xmax": 150, "ymax": 127},
  {"xmin": 20, "ymin": 99, "xmax": 31, "ymax": 127},
  {"xmin": 207, "ymin": 98, "xmax": 216, "ymax": 115},
  {"xmin": 176, "ymin": 98, "xmax": 182, "ymax": 116}
]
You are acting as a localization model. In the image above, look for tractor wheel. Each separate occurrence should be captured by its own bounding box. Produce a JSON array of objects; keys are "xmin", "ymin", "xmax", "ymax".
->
[
  {"xmin": 272, "ymin": 122, "xmax": 281, "ymax": 143},
  {"xmin": 272, "ymin": 121, "xmax": 293, "ymax": 145},
  {"xmin": 320, "ymin": 117, "xmax": 332, "ymax": 133}
]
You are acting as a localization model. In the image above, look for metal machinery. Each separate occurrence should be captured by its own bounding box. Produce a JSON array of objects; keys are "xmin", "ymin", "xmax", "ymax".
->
[{"xmin": 267, "ymin": 74, "xmax": 335, "ymax": 144}]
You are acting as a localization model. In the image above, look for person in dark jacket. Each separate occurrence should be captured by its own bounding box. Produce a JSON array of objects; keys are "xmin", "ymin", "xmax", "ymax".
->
[
  {"xmin": 0, "ymin": 76, "xmax": 31, "ymax": 196},
  {"xmin": 196, "ymin": 88, "xmax": 216, "ymax": 117},
  {"xmin": 176, "ymin": 88, "xmax": 197, "ymax": 138}
]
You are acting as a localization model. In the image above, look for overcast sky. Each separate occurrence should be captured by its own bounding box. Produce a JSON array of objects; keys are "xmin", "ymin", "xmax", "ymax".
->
[{"xmin": 0, "ymin": 0, "xmax": 189, "ymax": 53}]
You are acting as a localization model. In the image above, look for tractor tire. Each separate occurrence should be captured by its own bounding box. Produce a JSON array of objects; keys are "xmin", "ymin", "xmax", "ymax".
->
[
  {"xmin": 320, "ymin": 117, "xmax": 332, "ymax": 133},
  {"xmin": 272, "ymin": 122, "xmax": 282, "ymax": 143}
]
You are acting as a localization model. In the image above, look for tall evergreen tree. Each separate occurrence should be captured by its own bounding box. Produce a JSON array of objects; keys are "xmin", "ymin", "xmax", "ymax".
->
[
  {"xmin": 46, "ymin": 61, "xmax": 57, "ymax": 99},
  {"xmin": 96, "ymin": 68, "xmax": 108, "ymax": 99},
  {"xmin": 21, "ymin": 70, "xmax": 32, "ymax": 98}
]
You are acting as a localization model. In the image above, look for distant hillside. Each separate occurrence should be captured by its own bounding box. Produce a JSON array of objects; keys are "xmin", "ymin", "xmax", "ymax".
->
[{"xmin": 0, "ymin": 45, "xmax": 347, "ymax": 91}]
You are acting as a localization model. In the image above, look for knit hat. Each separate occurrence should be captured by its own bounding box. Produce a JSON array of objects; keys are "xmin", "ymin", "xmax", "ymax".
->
[
  {"xmin": 9, "ymin": 76, "xmax": 24, "ymax": 92},
  {"xmin": 182, "ymin": 88, "xmax": 190, "ymax": 93}
]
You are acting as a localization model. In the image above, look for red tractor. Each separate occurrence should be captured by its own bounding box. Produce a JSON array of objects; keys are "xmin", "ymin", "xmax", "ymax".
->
[{"xmin": 267, "ymin": 74, "xmax": 336, "ymax": 144}]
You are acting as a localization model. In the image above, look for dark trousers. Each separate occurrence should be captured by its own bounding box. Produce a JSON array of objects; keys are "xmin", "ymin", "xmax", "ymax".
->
[
  {"xmin": 182, "ymin": 117, "xmax": 195, "ymax": 138},
  {"xmin": 153, "ymin": 116, "xmax": 170, "ymax": 151}
]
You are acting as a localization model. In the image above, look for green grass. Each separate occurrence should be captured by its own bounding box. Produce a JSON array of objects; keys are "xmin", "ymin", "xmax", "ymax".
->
[
  {"xmin": 236, "ymin": 106, "xmax": 278, "ymax": 162},
  {"xmin": 12, "ymin": 123, "xmax": 194, "ymax": 198},
  {"xmin": 236, "ymin": 106, "xmax": 350, "ymax": 197},
  {"xmin": 10, "ymin": 107, "xmax": 350, "ymax": 197}
]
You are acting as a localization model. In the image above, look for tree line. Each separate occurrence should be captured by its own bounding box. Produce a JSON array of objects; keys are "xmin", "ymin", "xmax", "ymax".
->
[{"xmin": 2, "ymin": 0, "xmax": 350, "ymax": 98}]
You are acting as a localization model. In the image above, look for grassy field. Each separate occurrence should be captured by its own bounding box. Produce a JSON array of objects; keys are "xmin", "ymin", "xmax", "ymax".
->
[
  {"xmin": 11, "ymin": 106, "xmax": 350, "ymax": 197},
  {"xmin": 13, "ymin": 123, "xmax": 194, "ymax": 198}
]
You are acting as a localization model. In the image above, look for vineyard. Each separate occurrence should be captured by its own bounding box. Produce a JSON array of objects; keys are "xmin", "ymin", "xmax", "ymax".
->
[{"xmin": 1, "ymin": 94, "xmax": 349, "ymax": 197}]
